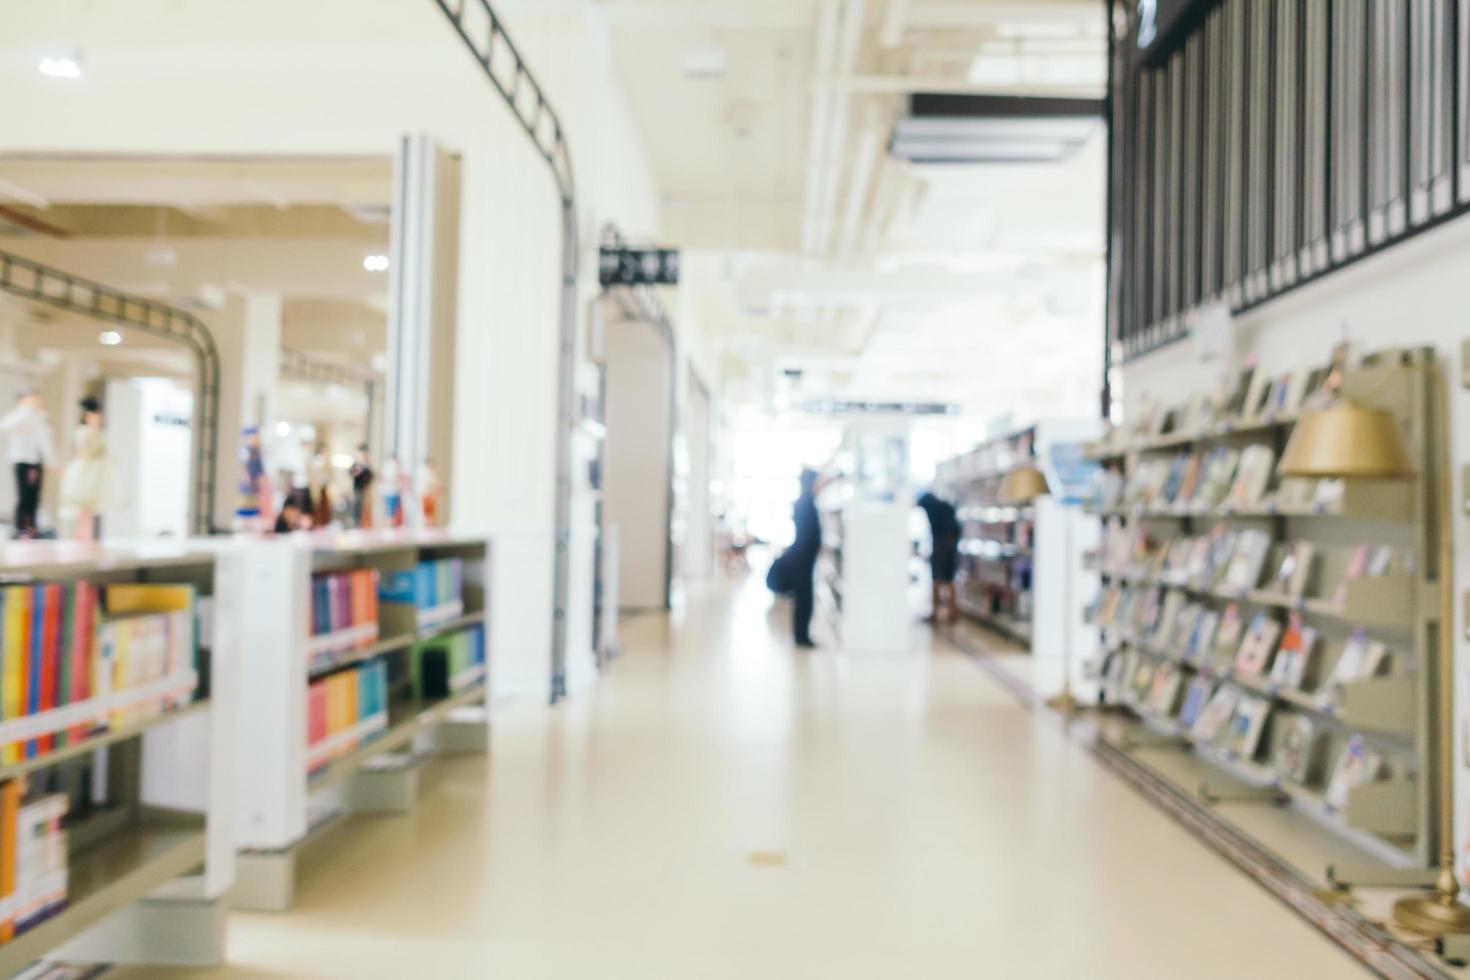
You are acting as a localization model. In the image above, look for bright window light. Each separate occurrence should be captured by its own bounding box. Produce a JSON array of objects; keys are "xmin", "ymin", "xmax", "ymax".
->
[
  {"xmin": 98, "ymin": 330, "xmax": 122, "ymax": 346},
  {"xmin": 332, "ymin": 453, "xmax": 355, "ymax": 469},
  {"xmin": 38, "ymin": 54, "xmax": 83, "ymax": 79},
  {"xmin": 362, "ymin": 254, "xmax": 389, "ymax": 272}
]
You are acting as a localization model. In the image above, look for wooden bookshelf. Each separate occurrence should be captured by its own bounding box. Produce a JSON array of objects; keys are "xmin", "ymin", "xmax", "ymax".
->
[{"xmin": 1087, "ymin": 347, "xmax": 1439, "ymax": 874}]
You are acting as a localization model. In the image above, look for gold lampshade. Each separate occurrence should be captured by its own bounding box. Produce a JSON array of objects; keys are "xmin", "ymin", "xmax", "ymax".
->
[
  {"xmin": 1277, "ymin": 400, "xmax": 1414, "ymax": 480},
  {"xmin": 999, "ymin": 463, "xmax": 1050, "ymax": 505}
]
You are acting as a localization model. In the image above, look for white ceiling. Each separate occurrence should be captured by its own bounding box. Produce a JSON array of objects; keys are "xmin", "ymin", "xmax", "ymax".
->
[{"xmin": 605, "ymin": 0, "xmax": 1108, "ymax": 419}]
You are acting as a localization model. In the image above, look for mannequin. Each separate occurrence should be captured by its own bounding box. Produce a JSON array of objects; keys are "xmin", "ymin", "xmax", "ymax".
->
[
  {"xmin": 60, "ymin": 396, "xmax": 106, "ymax": 541},
  {"xmin": 0, "ymin": 389, "xmax": 55, "ymax": 538}
]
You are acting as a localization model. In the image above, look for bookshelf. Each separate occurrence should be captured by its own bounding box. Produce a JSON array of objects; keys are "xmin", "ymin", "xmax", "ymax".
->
[
  {"xmin": 936, "ymin": 420, "xmax": 1099, "ymax": 651},
  {"xmin": 1085, "ymin": 347, "xmax": 1439, "ymax": 877},
  {"xmin": 0, "ymin": 541, "xmax": 235, "ymax": 974},
  {"xmin": 229, "ymin": 529, "xmax": 490, "ymax": 911}
]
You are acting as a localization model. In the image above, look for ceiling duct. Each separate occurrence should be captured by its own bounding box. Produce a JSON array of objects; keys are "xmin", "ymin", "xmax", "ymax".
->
[{"xmin": 888, "ymin": 93, "xmax": 1103, "ymax": 165}]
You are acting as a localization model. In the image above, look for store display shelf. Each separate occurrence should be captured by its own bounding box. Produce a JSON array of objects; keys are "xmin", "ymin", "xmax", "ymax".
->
[
  {"xmin": 307, "ymin": 610, "xmax": 487, "ymax": 680},
  {"xmin": 957, "ymin": 595, "xmax": 1032, "ymax": 644},
  {"xmin": 1102, "ymin": 718, "xmax": 1420, "ymax": 875},
  {"xmin": 1110, "ymin": 640, "xmax": 1416, "ymax": 758},
  {"xmin": 415, "ymin": 600, "xmax": 466, "ymax": 632},
  {"xmin": 1087, "ymin": 491, "xmax": 1411, "ymax": 525},
  {"xmin": 0, "ymin": 672, "xmax": 198, "ymax": 754},
  {"xmin": 306, "ymin": 713, "xmax": 389, "ymax": 772},
  {"xmin": 0, "ymin": 542, "xmax": 215, "ymax": 580},
  {"xmin": 306, "ymin": 623, "xmax": 380, "ymax": 660},
  {"xmin": 958, "ymin": 540, "xmax": 1030, "ymax": 560},
  {"xmin": 957, "ymin": 506, "xmax": 1035, "ymax": 524},
  {"xmin": 1096, "ymin": 571, "xmax": 1415, "ymax": 629},
  {"xmin": 309, "ymin": 681, "xmax": 488, "ymax": 793},
  {"xmin": 0, "ymin": 813, "xmax": 206, "ymax": 977},
  {"xmin": 0, "ymin": 699, "xmax": 208, "ymax": 785},
  {"xmin": 1084, "ymin": 410, "xmax": 1303, "ymax": 461}
]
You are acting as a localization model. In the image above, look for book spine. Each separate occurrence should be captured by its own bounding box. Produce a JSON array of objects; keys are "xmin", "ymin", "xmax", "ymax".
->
[
  {"xmin": 69, "ymin": 585, "xmax": 94, "ymax": 743},
  {"xmin": 0, "ymin": 780, "xmax": 15, "ymax": 941},
  {"xmin": 54, "ymin": 585, "xmax": 73, "ymax": 750},
  {"xmin": 25, "ymin": 588, "xmax": 41, "ymax": 758},
  {"xmin": 2, "ymin": 590, "xmax": 23, "ymax": 764},
  {"xmin": 38, "ymin": 586, "xmax": 60, "ymax": 753}
]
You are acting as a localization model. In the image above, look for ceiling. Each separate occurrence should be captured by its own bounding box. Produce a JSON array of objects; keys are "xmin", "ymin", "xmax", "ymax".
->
[
  {"xmin": 603, "ymin": 0, "xmax": 1109, "ymax": 419},
  {"xmin": 0, "ymin": 154, "xmax": 392, "ymax": 374}
]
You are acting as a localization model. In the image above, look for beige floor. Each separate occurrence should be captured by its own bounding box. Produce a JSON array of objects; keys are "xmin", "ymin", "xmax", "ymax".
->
[{"xmin": 116, "ymin": 577, "xmax": 1364, "ymax": 979}]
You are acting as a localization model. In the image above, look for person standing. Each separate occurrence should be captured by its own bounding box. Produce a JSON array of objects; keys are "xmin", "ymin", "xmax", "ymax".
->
[
  {"xmin": 60, "ymin": 397, "xmax": 106, "ymax": 541},
  {"xmin": 307, "ymin": 441, "xmax": 333, "ymax": 528},
  {"xmin": 790, "ymin": 468, "xmax": 822, "ymax": 649},
  {"xmin": 349, "ymin": 444, "xmax": 375, "ymax": 528},
  {"xmin": 917, "ymin": 491, "xmax": 961, "ymax": 625},
  {"xmin": 0, "ymin": 390, "xmax": 55, "ymax": 538}
]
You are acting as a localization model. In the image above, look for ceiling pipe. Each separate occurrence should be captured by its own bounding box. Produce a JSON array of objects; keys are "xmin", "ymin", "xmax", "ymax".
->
[
  {"xmin": 879, "ymin": 0, "xmax": 909, "ymax": 47},
  {"xmin": 800, "ymin": 0, "xmax": 842, "ymax": 256},
  {"xmin": 835, "ymin": 118, "xmax": 883, "ymax": 261},
  {"xmin": 812, "ymin": 0, "xmax": 869, "ymax": 257}
]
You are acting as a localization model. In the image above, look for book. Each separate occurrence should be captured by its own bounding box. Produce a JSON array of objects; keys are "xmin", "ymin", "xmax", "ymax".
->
[
  {"xmin": 1223, "ymin": 362, "xmax": 1257, "ymax": 417},
  {"xmin": 1187, "ymin": 609, "xmax": 1221, "ymax": 662},
  {"xmin": 1324, "ymin": 735, "xmax": 1382, "ymax": 810},
  {"xmin": 1327, "ymin": 628, "xmax": 1391, "ymax": 693},
  {"xmin": 1274, "ymin": 716, "xmax": 1320, "ymax": 783},
  {"xmin": 1268, "ymin": 615, "xmax": 1317, "ymax": 689},
  {"xmin": 1223, "ymin": 696, "xmax": 1270, "ymax": 758},
  {"xmin": 1195, "ymin": 448, "xmax": 1241, "ymax": 509},
  {"xmin": 1223, "ymin": 530, "xmax": 1272, "ymax": 591},
  {"xmin": 1200, "ymin": 525, "xmax": 1238, "ymax": 587},
  {"xmin": 1226, "ymin": 446, "xmax": 1275, "ymax": 506},
  {"xmin": 1192, "ymin": 685, "xmax": 1239, "ymax": 741},
  {"xmin": 1146, "ymin": 662, "xmax": 1184, "ymax": 715},
  {"xmin": 1179, "ymin": 677, "xmax": 1215, "ymax": 727},
  {"xmin": 1130, "ymin": 657, "xmax": 1157, "ymax": 702},
  {"xmin": 1213, "ymin": 604, "xmax": 1244, "ymax": 662},
  {"xmin": 1270, "ymin": 542, "xmax": 1314, "ymax": 597},
  {"xmin": 1234, "ymin": 614, "xmax": 1281, "ymax": 676}
]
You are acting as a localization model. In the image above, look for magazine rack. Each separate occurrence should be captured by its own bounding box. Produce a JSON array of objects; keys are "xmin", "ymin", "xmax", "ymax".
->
[{"xmin": 1084, "ymin": 347, "xmax": 1439, "ymax": 879}]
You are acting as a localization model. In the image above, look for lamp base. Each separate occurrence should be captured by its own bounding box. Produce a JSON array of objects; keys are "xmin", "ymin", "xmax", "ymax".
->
[
  {"xmin": 1045, "ymin": 690, "xmax": 1083, "ymax": 717},
  {"xmin": 1392, "ymin": 883, "xmax": 1470, "ymax": 937}
]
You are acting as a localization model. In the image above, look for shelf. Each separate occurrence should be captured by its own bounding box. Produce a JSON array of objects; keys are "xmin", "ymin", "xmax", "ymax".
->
[
  {"xmin": 309, "ymin": 681, "xmax": 487, "ymax": 793},
  {"xmin": 0, "ymin": 814, "xmax": 206, "ymax": 977},
  {"xmin": 306, "ymin": 610, "xmax": 487, "ymax": 679},
  {"xmin": 0, "ymin": 699, "xmax": 208, "ymax": 784},
  {"xmin": 306, "ymin": 712, "xmax": 389, "ymax": 772},
  {"xmin": 0, "ymin": 542, "xmax": 215, "ymax": 580},
  {"xmin": 1085, "ymin": 410, "xmax": 1303, "ymax": 461},
  {"xmin": 957, "ymin": 596, "xmax": 1032, "ymax": 643},
  {"xmin": 1108, "ymin": 640, "xmax": 1417, "ymax": 758},
  {"xmin": 306, "ymin": 623, "xmax": 380, "ymax": 660},
  {"xmin": 0, "ymin": 672, "xmax": 198, "ymax": 753},
  {"xmin": 1095, "ymin": 571, "xmax": 1415, "ymax": 629}
]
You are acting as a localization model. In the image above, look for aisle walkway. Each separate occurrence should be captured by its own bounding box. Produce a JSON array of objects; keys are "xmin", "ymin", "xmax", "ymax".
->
[{"xmin": 127, "ymin": 577, "xmax": 1362, "ymax": 979}]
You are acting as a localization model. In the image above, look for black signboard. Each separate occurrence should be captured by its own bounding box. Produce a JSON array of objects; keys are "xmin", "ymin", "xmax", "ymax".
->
[{"xmin": 598, "ymin": 246, "xmax": 680, "ymax": 287}]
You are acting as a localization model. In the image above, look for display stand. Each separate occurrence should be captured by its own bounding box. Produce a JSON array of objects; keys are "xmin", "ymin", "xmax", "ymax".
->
[
  {"xmin": 225, "ymin": 529, "xmax": 490, "ymax": 911},
  {"xmin": 936, "ymin": 420, "xmax": 1099, "ymax": 650},
  {"xmin": 0, "ymin": 541, "xmax": 236, "ymax": 974},
  {"xmin": 1083, "ymin": 347, "xmax": 1438, "ymax": 879}
]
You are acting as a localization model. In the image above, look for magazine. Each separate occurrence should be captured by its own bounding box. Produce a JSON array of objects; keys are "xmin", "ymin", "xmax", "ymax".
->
[
  {"xmin": 1273, "ymin": 716, "xmax": 1319, "ymax": 783},
  {"xmin": 1234, "ymin": 614, "xmax": 1281, "ymax": 676},
  {"xmin": 1324, "ymin": 735, "xmax": 1383, "ymax": 811}
]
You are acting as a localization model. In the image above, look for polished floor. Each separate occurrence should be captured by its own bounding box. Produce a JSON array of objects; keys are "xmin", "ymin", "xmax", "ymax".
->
[{"xmin": 120, "ymin": 577, "xmax": 1363, "ymax": 978}]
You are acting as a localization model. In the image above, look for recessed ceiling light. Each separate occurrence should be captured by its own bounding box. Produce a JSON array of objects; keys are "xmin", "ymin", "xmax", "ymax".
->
[
  {"xmin": 98, "ymin": 330, "xmax": 122, "ymax": 347},
  {"xmin": 38, "ymin": 49, "xmax": 84, "ymax": 79},
  {"xmin": 275, "ymin": 421, "xmax": 292, "ymax": 437},
  {"xmin": 363, "ymin": 254, "xmax": 389, "ymax": 272}
]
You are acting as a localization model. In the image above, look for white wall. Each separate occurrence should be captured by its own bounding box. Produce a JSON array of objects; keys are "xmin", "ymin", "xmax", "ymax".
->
[
  {"xmin": 1117, "ymin": 212, "xmax": 1470, "ymax": 881},
  {"xmin": 0, "ymin": 0, "xmax": 662, "ymax": 699},
  {"xmin": 604, "ymin": 317, "xmax": 673, "ymax": 611}
]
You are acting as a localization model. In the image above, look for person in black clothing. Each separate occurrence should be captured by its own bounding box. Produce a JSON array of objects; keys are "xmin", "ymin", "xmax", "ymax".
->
[
  {"xmin": 349, "ymin": 444, "xmax": 375, "ymax": 527},
  {"xmin": 790, "ymin": 468, "xmax": 823, "ymax": 648},
  {"xmin": 918, "ymin": 491, "xmax": 961, "ymax": 625}
]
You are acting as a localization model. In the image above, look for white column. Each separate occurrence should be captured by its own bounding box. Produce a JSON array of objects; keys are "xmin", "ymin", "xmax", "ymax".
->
[
  {"xmin": 386, "ymin": 134, "xmax": 461, "ymax": 529},
  {"xmin": 207, "ymin": 292, "xmax": 281, "ymax": 530}
]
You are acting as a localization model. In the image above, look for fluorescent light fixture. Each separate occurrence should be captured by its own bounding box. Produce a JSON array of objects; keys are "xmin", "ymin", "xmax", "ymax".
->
[
  {"xmin": 37, "ymin": 49, "xmax": 83, "ymax": 79},
  {"xmin": 682, "ymin": 44, "xmax": 728, "ymax": 79},
  {"xmin": 98, "ymin": 330, "xmax": 122, "ymax": 346},
  {"xmin": 362, "ymin": 254, "xmax": 389, "ymax": 272},
  {"xmin": 275, "ymin": 421, "xmax": 291, "ymax": 437},
  {"xmin": 889, "ymin": 94, "xmax": 1102, "ymax": 165}
]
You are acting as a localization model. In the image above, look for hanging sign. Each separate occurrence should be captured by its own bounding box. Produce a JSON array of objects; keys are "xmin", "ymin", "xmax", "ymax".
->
[{"xmin": 598, "ymin": 246, "xmax": 680, "ymax": 287}]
